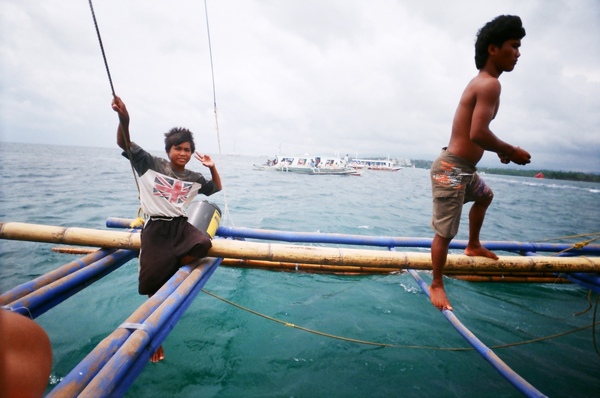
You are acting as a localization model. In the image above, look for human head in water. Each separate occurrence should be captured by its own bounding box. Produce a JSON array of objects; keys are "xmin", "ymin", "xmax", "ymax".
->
[
  {"xmin": 474, "ymin": 15, "xmax": 526, "ymax": 69},
  {"xmin": 164, "ymin": 127, "xmax": 196, "ymax": 154}
]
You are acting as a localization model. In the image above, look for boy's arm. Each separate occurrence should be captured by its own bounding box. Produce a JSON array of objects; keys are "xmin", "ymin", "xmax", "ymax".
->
[
  {"xmin": 111, "ymin": 96, "xmax": 132, "ymax": 150},
  {"xmin": 470, "ymin": 80, "xmax": 531, "ymax": 165},
  {"xmin": 208, "ymin": 165, "xmax": 222, "ymax": 191}
]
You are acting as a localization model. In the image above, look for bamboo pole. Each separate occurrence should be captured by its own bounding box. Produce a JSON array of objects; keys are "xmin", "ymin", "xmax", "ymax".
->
[
  {"xmin": 219, "ymin": 259, "xmax": 571, "ymax": 281},
  {"xmin": 2, "ymin": 221, "xmax": 600, "ymax": 273},
  {"xmin": 0, "ymin": 222, "xmax": 140, "ymax": 249},
  {"xmin": 106, "ymin": 218, "xmax": 600, "ymax": 255},
  {"xmin": 52, "ymin": 247, "xmax": 99, "ymax": 255},
  {"xmin": 220, "ymin": 258, "xmax": 398, "ymax": 274}
]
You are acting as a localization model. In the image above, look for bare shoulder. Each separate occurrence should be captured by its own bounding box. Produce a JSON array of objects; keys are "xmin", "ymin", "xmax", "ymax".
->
[{"xmin": 469, "ymin": 73, "xmax": 501, "ymax": 98}]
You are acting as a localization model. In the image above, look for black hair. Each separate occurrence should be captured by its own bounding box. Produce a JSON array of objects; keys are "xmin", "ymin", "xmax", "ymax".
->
[
  {"xmin": 474, "ymin": 15, "xmax": 526, "ymax": 69},
  {"xmin": 164, "ymin": 127, "xmax": 196, "ymax": 153}
]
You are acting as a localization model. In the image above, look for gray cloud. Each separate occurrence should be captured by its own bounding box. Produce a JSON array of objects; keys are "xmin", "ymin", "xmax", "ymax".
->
[{"xmin": 1, "ymin": 0, "xmax": 599, "ymax": 172}]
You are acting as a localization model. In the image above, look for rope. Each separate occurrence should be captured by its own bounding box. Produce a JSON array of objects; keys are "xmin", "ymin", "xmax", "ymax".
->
[
  {"xmin": 88, "ymin": 0, "xmax": 144, "ymax": 227},
  {"xmin": 573, "ymin": 290, "xmax": 593, "ymax": 316},
  {"xmin": 203, "ymin": 0, "xmax": 234, "ymax": 227},
  {"xmin": 552, "ymin": 236, "xmax": 600, "ymax": 256},
  {"xmin": 3, "ymin": 306, "xmax": 34, "ymax": 320},
  {"xmin": 529, "ymin": 233, "xmax": 600, "ymax": 356},
  {"xmin": 201, "ymin": 289, "xmax": 600, "ymax": 352},
  {"xmin": 534, "ymin": 232, "xmax": 600, "ymax": 244},
  {"xmin": 87, "ymin": 0, "xmax": 115, "ymax": 98}
]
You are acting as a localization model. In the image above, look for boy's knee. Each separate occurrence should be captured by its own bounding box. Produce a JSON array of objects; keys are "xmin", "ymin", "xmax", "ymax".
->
[
  {"xmin": 484, "ymin": 191, "xmax": 494, "ymax": 205},
  {"xmin": 189, "ymin": 237, "xmax": 212, "ymax": 258},
  {"xmin": 476, "ymin": 191, "xmax": 494, "ymax": 207}
]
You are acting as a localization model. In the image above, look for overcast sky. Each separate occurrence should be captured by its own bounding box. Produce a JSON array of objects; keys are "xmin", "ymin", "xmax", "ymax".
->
[{"xmin": 1, "ymin": 0, "xmax": 599, "ymax": 172}]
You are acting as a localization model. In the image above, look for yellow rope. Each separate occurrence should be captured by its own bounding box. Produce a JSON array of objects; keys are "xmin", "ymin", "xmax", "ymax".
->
[
  {"xmin": 535, "ymin": 232, "xmax": 600, "ymax": 244},
  {"xmin": 538, "ymin": 232, "xmax": 600, "ymax": 257},
  {"xmin": 202, "ymin": 289, "xmax": 599, "ymax": 352},
  {"xmin": 129, "ymin": 208, "xmax": 146, "ymax": 228}
]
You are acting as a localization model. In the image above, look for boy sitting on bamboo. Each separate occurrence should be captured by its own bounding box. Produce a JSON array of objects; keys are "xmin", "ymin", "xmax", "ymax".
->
[{"xmin": 112, "ymin": 96, "xmax": 222, "ymax": 362}]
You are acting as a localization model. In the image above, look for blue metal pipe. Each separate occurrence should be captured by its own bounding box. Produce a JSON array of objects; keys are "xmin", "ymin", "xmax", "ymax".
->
[
  {"xmin": 214, "ymin": 226, "xmax": 600, "ymax": 255},
  {"xmin": 407, "ymin": 269, "xmax": 547, "ymax": 398},
  {"xmin": 0, "ymin": 249, "xmax": 114, "ymax": 305},
  {"xmin": 106, "ymin": 218, "xmax": 600, "ymax": 255},
  {"xmin": 563, "ymin": 273, "xmax": 600, "ymax": 293},
  {"xmin": 105, "ymin": 217, "xmax": 143, "ymax": 229},
  {"xmin": 3, "ymin": 249, "xmax": 136, "ymax": 319},
  {"xmin": 568, "ymin": 272, "xmax": 600, "ymax": 285}
]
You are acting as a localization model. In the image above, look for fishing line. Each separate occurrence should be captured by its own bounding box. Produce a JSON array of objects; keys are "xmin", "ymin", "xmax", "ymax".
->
[
  {"xmin": 3, "ymin": 306, "xmax": 34, "ymax": 320},
  {"xmin": 535, "ymin": 232, "xmax": 600, "ymax": 244},
  {"xmin": 201, "ymin": 289, "xmax": 600, "ymax": 352},
  {"xmin": 203, "ymin": 0, "xmax": 235, "ymax": 227},
  {"xmin": 87, "ymin": 0, "xmax": 116, "ymax": 98},
  {"xmin": 88, "ymin": 0, "xmax": 143, "ymax": 226}
]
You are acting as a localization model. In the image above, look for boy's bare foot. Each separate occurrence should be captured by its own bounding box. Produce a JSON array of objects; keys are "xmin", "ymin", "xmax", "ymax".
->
[
  {"xmin": 429, "ymin": 284, "xmax": 453, "ymax": 311},
  {"xmin": 464, "ymin": 244, "xmax": 498, "ymax": 260},
  {"xmin": 151, "ymin": 345, "xmax": 165, "ymax": 363}
]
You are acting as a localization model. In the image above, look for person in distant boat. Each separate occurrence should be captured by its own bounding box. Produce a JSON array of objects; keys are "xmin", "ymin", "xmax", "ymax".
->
[
  {"xmin": 429, "ymin": 15, "xmax": 531, "ymax": 311},
  {"xmin": 0, "ymin": 310, "xmax": 53, "ymax": 398},
  {"xmin": 112, "ymin": 96, "xmax": 222, "ymax": 362}
]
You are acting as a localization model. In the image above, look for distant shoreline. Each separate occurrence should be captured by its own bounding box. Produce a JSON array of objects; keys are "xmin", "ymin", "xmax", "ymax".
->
[{"xmin": 410, "ymin": 159, "xmax": 600, "ymax": 183}]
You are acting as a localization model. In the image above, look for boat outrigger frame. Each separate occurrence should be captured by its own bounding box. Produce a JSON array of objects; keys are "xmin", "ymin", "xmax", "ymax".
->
[{"xmin": 2, "ymin": 219, "xmax": 599, "ymax": 396}]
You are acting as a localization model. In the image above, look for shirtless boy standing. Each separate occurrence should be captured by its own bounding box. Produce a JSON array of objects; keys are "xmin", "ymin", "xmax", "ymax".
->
[{"xmin": 429, "ymin": 15, "xmax": 531, "ymax": 311}]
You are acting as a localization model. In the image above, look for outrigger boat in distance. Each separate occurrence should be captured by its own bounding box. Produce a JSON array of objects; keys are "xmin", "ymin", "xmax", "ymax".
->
[
  {"xmin": 254, "ymin": 154, "xmax": 362, "ymax": 176},
  {"xmin": 348, "ymin": 157, "xmax": 402, "ymax": 171}
]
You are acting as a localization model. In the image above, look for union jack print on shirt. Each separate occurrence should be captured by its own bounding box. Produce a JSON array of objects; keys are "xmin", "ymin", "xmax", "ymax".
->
[{"xmin": 152, "ymin": 174, "xmax": 194, "ymax": 204}]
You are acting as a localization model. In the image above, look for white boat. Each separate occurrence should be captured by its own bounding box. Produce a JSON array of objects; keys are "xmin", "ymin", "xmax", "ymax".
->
[
  {"xmin": 348, "ymin": 157, "xmax": 402, "ymax": 171},
  {"xmin": 254, "ymin": 155, "xmax": 361, "ymax": 176}
]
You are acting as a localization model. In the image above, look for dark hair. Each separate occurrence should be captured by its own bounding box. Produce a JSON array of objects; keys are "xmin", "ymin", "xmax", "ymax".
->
[
  {"xmin": 164, "ymin": 127, "xmax": 195, "ymax": 153},
  {"xmin": 474, "ymin": 15, "xmax": 526, "ymax": 69}
]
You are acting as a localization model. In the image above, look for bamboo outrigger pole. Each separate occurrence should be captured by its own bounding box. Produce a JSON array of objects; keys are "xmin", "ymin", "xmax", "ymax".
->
[{"xmin": 2, "ymin": 221, "xmax": 600, "ymax": 273}]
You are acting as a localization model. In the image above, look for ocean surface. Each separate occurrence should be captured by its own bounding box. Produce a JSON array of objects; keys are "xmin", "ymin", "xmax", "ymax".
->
[{"xmin": 1, "ymin": 142, "xmax": 599, "ymax": 397}]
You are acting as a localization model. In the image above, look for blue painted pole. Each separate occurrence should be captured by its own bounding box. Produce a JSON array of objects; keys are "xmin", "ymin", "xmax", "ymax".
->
[
  {"xmin": 214, "ymin": 226, "xmax": 600, "ymax": 255},
  {"xmin": 407, "ymin": 269, "xmax": 547, "ymax": 398},
  {"xmin": 106, "ymin": 218, "xmax": 600, "ymax": 255},
  {"xmin": 3, "ymin": 249, "xmax": 136, "ymax": 319},
  {"xmin": 0, "ymin": 249, "xmax": 114, "ymax": 305},
  {"xmin": 563, "ymin": 273, "xmax": 600, "ymax": 293}
]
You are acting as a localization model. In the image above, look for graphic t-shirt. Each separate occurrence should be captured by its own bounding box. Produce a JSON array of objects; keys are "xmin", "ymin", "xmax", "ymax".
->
[{"xmin": 123, "ymin": 143, "xmax": 218, "ymax": 217}]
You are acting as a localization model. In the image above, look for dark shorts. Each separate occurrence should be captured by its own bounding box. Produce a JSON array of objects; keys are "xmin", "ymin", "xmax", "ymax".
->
[
  {"xmin": 138, "ymin": 217, "xmax": 212, "ymax": 295},
  {"xmin": 430, "ymin": 149, "xmax": 493, "ymax": 239}
]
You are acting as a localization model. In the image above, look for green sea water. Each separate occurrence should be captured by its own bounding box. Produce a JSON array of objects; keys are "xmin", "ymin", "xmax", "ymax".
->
[{"xmin": 1, "ymin": 142, "xmax": 599, "ymax": 397}]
